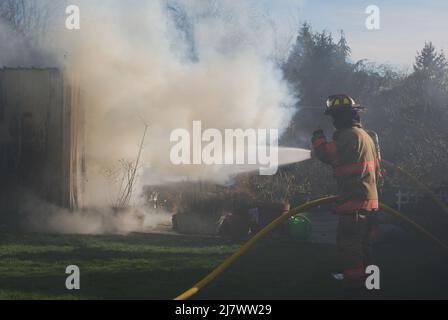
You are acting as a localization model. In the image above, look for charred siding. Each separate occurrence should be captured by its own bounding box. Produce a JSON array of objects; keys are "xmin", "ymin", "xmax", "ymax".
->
[{"xmin": 0, "ymin": 68, "xmax": 84, "ymax": 212}]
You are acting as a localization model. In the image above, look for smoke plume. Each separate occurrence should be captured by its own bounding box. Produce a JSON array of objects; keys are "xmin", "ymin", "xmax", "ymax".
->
[
  {"xmin": 51, "ymin": 0, "xmax": 296, "ymax": 205},
  {"xmin": 21, "ymin": 194, "xmax": 171, "ymax": 235},
  {"xmin": 4, "ymin": 1, "xmax": 298, "ymax": 233}
]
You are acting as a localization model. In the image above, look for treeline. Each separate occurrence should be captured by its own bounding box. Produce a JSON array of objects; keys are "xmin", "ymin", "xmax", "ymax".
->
[{"xmin": 249, "ymin": 23, "xmax": 448, "ymax": 203}]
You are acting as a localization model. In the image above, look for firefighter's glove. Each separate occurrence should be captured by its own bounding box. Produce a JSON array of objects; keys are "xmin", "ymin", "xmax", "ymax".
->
[
  {"xmin": 311, "ymin": 129, "xmax": 326, "ymax": 159},
  {"xmin": 311, "ymin": 129, "xmax": 326, "ymax": 146}
]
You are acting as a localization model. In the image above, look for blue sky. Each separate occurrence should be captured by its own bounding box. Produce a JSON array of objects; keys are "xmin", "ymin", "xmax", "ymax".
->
[{"xmin": 263, "ymin": 0, "xmax": 448, "ymax": 69}]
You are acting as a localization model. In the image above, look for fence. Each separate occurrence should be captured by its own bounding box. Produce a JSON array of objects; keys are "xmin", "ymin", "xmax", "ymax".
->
[{"xmin": 396, "ymin": 187, "xmax": 448, "ymax": 211}]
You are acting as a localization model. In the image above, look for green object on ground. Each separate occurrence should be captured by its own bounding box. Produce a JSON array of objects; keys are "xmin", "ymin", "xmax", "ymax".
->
[{"xmin": 289, "ymin": 215, "xmax": 312, "ymax": 240}]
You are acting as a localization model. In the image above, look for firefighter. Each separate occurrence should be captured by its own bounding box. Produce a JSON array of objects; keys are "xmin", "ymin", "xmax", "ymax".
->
[{"xmin": 311, "ymin": 94, "xmax": 382, "ymax": 298}]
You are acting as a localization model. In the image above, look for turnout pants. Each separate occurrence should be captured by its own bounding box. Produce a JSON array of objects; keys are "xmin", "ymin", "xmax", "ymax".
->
[{"xmin": 336, "ymin": 210, "xmax": 376, "ymax": 289}]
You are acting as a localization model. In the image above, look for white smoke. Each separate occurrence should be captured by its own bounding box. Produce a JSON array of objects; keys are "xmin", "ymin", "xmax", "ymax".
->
[
  {"xmin": 48, "ymin": 0, "xmax": 297, "ymax": 206},
  {"xmin": 21, "ymin": 194, "xmax": 171, "ymax": 235},
  {"xmin": 6, "ymin": 0, "xmax": 299, "ymax": 233},
  {"xmin": 0, "ymin": 19, "xmax": 49, "ymax": 66}
]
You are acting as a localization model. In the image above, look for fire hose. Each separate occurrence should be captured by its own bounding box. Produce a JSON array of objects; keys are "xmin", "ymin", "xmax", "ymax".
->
[
  {"xmin": 382, "ymin": 160, "xmax": 448, "ymax": 216},
  {"xmin": 174, "ymin": 160, "xmax": 448, "ymax": 300},
  {"xmin": 175, "ymin": 196, "xmax": 448, "ymax": 300}
]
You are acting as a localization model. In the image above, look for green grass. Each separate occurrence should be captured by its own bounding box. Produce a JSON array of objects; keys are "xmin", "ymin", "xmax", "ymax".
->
[{"xmin": 0, "ymin": 232, "xmax": 447, "ymax": 300}]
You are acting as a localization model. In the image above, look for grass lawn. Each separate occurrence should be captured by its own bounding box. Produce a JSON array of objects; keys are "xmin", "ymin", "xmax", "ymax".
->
[{"xmin": 0, "ymin": 232, "xmax": 447, "ymax": 300}]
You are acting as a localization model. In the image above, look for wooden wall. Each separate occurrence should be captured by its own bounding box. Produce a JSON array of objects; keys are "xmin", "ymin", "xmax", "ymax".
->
[{"xmin": 0, "ymin": 68, "xmax": 84, "ymax": 210}]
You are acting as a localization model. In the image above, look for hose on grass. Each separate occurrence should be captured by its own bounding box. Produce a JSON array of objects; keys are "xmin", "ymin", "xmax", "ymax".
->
[
  {"xmin": 174, "ymin": 196, "xmax": 337, "ymax": 300},
  {"xmin": 174, "ymin": 196, "xmax": 447, "ymax": 300}
]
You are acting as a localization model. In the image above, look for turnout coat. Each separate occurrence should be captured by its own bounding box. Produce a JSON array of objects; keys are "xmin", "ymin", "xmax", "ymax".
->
[{"xmin": 312, "ymin": 124, "xmax": 380, "ymax": 213}]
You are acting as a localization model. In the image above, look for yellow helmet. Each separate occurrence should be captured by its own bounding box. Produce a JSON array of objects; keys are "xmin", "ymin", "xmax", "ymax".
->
[{"xmin": 325, "ymin": 94, "xmax": 364, "ymax": 115}]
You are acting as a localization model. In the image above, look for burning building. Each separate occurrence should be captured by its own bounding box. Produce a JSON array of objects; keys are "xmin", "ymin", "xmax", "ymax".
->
[{"xmin": 0, "ymin": 68, "xmax": 85, "ymax": 219}]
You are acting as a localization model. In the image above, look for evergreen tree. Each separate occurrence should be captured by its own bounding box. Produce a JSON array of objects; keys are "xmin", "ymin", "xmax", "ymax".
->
[
  {"xmin": 337, "ymin": 30, "xmax": 351, "ymax": 60},
  {"xmin": 413, "ymin": 42, "xmax": 448, "ymax": 81}
]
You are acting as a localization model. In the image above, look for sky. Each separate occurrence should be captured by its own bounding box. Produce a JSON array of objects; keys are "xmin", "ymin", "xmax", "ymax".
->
[
  {"xmin": 54, "ymin": 0, "xmax": 447, "ymax": 70},
  {"xmin": 263, "ymin": 0, "xmax": 448, "ymax": 70}
]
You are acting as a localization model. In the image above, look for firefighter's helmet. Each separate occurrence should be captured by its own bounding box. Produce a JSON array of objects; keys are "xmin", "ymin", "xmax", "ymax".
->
[{"xmin": 325, "ymin": 94, "xmax": 364, "ymax": 115}]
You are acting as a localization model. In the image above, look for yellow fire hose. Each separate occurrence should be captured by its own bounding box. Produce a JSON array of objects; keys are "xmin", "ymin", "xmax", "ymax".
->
[
  {"xmin": 175, "ymin": 196, "xmax": 336, "ymax": 300},
  {"xmin": 174, "ymin": 196, "xmax": 448, "ymax": 300},
  {"xmin": 382, "ymin": 160, "xmax": 448, "ymax": 216},
  {"xmin": 379, "ymin": 202, "xmax": 448, "ymax": 251}
]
